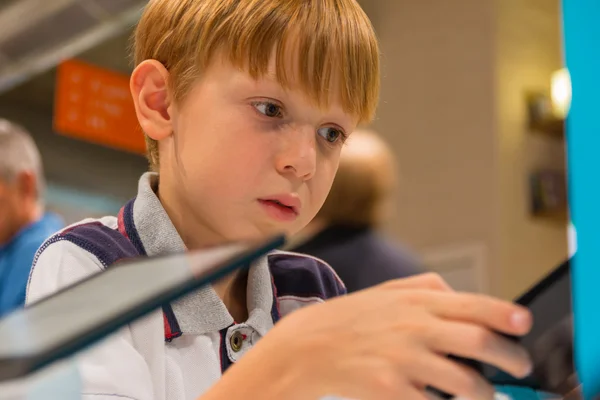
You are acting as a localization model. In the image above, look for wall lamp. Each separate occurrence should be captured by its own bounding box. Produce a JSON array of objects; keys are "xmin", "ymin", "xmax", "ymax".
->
[{"xmin": 526, "ymin": 68, "xmax": 572, "ymax": 138}]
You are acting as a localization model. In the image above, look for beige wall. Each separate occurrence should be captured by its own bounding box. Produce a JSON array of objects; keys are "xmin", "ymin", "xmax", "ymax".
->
[
  {"xmin": 494, "ymin": 0, "xmax": 567, "ymax": 299},
  {"xmin": 371, "ymin": 0, "xmax": 499, "ymax": 293},
  {"xmin": 367, "ymin": 0, "xmax": 567, "ymax": 298}
]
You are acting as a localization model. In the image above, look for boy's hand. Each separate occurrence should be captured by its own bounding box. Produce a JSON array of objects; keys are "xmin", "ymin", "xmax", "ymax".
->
[
  {"xmin": 210, "ymin": 273, "xmax": 533, "ymax": 400},
  {"xmin": 277, "ymin": 273, "xmax": 530, "ymax": 400}
]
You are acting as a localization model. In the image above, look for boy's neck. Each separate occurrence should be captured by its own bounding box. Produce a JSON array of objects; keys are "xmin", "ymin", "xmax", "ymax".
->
[{"xmin": 212, "ymin": 270, "xmax": 249, "ymax": 323}]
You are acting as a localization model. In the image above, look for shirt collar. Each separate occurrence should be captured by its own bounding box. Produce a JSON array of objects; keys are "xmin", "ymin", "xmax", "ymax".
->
[{"xmin": 128, "ymin": 172, "xmax": 275, "ymax": 335}]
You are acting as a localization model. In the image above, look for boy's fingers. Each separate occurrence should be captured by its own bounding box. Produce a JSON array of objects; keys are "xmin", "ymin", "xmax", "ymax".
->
[
  {"xmin": 394, "ymin": 385, "xmax": 429, "ymax": 400},
  {"xmin": 382, "ymin": 273, "xmax": 454, "ymax": 292},
  {"xmin": 426, "ymin": 321, "xmax": 532, "ymax": 379},
  {"xmin": 411, "ymin": 354, "xmax": 496, "ymax": 400},
  {"xmin": 423, "ymin": 292, "xmax": 533, "ymax": 336}
]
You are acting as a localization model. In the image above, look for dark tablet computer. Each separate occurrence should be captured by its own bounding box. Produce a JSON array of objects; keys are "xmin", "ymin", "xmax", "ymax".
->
[
  {"xmin": 484, "ymin": 258, "xmax": 577, "ymax": 395},
  {"xmin": 0, "ymin": 235, "xmax": 285, "ymax": 383},
  {"xmin": 430, "ymin": 258, "xmax": 576, "ymax": 399}
]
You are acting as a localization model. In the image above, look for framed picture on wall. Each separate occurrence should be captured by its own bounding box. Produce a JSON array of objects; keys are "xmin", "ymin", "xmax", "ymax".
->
[{"xmin": 529, "ymin": 169, "xmax": 568, "ymax": 222}]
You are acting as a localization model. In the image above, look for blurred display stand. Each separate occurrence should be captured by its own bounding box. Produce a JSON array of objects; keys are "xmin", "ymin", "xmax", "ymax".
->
[
  {"xmin": 46, "ymin": 182, "xmax": 123, "ymax": 224},
  {"xmin": 421, "ymin": 242, "xmax": 487, "ymax": 293}
]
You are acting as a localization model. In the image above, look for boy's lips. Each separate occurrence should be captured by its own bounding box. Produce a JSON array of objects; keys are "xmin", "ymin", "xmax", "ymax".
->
[{"xmin": 258, "ymin": 194, "xmax": 301, "ymax": 222}]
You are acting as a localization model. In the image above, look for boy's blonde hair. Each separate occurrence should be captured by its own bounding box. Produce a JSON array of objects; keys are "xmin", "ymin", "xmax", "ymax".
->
[{"xmin": 133, "ymin": 0, "xmax": 380, "ymax": 172}]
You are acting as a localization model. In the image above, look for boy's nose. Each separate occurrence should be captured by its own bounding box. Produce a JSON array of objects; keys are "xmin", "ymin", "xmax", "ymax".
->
[{"xmin": 275, "ymin": 127, "xmax": 317, "ymax": 181}]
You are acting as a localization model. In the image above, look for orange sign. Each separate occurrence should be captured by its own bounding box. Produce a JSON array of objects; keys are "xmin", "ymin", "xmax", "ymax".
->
[{"xmin": 54, "ymin": 59, "xmax": 146, "ymax": 154}]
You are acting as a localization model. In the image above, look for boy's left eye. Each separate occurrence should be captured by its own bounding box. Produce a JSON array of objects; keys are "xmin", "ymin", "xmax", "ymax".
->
[
  {"xmin": 253, "ymin": 102, "xmax": 283, "ymax": 118},
  {"xmin": 317, "ymin": 127, "xmax": 345, "ymax": 143}
]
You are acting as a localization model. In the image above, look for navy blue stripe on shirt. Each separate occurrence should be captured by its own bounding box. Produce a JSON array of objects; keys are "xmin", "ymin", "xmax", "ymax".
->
[
  {"xmin": 119, "ymin": 199, "xmax": 181, "ymax": 341},
  {"xmin": 268, "ymin": 253, "xmax": 346, "ymax": 300},
  {"xmin": 219, "ymin": 325, "xmax": 233, "ymax": 373},
  {"xmin": 60, "ymin": 222, "xmax": 139, "ymax": 267},
  {"xmin": 163, "ymin": 303, "xmax": 182, "ymax": 341},
  {"xmin": 270, "ymin": 276, "xmax": 281, "ymax": 324},
  {"xmin": 122, "ymin": 198, "xmax": 147, "ymax": 256}
]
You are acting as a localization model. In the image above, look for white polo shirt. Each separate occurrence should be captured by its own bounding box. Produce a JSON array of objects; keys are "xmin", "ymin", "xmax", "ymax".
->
[{"xmin": 26, "ymin": 173, "xmax": 346, "ymax": 400}]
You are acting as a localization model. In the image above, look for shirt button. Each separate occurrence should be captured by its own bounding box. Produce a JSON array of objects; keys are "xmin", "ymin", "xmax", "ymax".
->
[{"xmin": 230, "ymin": 331, "xmax": 244, "ymax": 352}]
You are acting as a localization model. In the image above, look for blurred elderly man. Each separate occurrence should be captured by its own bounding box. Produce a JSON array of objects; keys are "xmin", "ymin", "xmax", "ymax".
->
[
  {"xmin": 0, "ymin": 120, "xmax": 63, "ymax": 317},
  {"xmin": 291, "ymin": 129, "xmax": 423, "ymax": 292}
]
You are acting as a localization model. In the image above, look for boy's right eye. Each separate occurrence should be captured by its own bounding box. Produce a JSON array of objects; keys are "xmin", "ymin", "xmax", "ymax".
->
[{"xmin": 253, "ymin": 101, "xmax": 283, "ymax": 118}]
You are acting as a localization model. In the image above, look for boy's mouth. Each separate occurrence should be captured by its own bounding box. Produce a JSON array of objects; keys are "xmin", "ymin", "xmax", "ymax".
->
[
  {"xmin": 258, "ymin": 195, "xmax": 300, "ymax": 222},
  {"xmin": 268, "ymin": 199, "xmax": 293, "ymax": 210}
]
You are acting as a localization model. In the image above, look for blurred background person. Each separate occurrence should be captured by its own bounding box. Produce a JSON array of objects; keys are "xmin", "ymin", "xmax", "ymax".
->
[
  {"xmin": 291, "ymin": 129, "xmax": 423, "ymax": 292},
  {"xmin": 0, "ymin": 119, "xmax": 63, "ymax": 317}
]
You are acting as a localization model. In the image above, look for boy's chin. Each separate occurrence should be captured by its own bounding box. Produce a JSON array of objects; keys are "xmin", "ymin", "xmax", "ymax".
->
[
  {"xmin": 231, "ymin": 224, "xmax": 299, "ymax": 245},
  {"xmin": 218, "ymin": 228, "xmax": 285, "ymax": 243}
]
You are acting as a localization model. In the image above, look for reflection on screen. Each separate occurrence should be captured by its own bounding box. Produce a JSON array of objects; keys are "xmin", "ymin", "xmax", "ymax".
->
[
  {"xmin": 522, "ymin": 260, "xmax": 578, "ymax": 396},
  {"xmin": 0, "ymin": 242, "xmax": 251, "ymax": 358}
]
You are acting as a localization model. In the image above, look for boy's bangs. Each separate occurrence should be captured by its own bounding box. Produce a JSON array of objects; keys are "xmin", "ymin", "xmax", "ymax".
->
[{"xmin": 198, "ymin": 0, "xmax": 380, "ymax": 123}]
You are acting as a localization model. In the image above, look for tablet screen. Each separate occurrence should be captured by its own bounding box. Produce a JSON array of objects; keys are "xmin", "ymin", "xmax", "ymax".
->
[{"xmin": 0, "ymin": 236, "xmax": 284, "ymax": 381}]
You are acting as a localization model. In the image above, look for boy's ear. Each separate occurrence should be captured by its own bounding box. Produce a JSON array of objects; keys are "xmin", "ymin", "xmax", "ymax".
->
[{"xmin": 130, "ymin": 60, "xmax": 173, "ymax": 141}]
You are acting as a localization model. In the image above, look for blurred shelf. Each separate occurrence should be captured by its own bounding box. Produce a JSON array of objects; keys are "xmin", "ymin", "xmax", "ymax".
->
[
  {"xmin": 531, "ymin": 207, "xmax": 568, "ymax": 225},
  {"xmin": 529, "ymin": 118, "xmax": 565, "ymax": 140}
]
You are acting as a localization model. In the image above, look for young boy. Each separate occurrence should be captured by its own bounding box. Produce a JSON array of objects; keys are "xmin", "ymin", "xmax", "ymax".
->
[{"xmin": 27, "ymin": 1, "xmax": 534, "ymax": 399}]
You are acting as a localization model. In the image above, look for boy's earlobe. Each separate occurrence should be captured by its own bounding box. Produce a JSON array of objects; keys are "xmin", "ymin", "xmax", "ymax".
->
[{"xmin": 130, "ymin": 60, "xmax": 173, "ymax": 141}]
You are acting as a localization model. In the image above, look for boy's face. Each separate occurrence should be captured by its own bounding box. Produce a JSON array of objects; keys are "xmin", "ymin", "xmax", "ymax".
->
[{"xmin": 132, "ymin": 54, "xmax": 357, "ymax": 244}]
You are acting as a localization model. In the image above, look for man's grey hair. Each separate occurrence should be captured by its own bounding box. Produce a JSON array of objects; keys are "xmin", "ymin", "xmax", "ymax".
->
[{"xmin": 0, "ymin": 119, "xmax": 45, "ymax": 199}]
